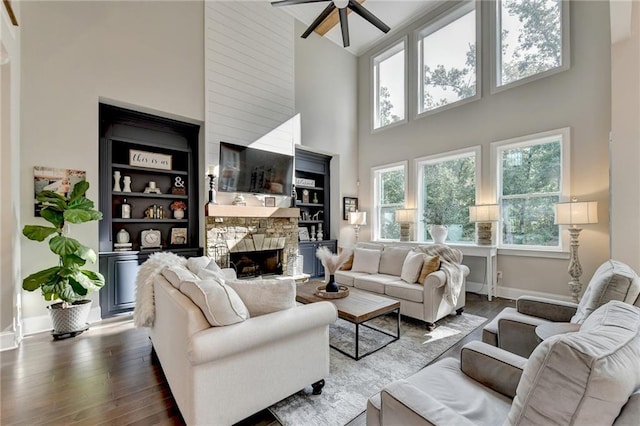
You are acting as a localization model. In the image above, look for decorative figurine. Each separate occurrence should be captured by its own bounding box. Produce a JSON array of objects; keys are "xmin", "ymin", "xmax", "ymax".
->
[
  {"xmin": 121, "ymin": 199, "xmax": 131, "ymax": 219},
  {"xmin": 113, "ymin": 171, "xmax": 122, "ymax": 192},
  {"xmin": 122, "ymin": 176, "xmax": 132, "ymax": 192},
  {"xmin": 172, "ymin": 176, "xmax": 186, "ymax": 195}
]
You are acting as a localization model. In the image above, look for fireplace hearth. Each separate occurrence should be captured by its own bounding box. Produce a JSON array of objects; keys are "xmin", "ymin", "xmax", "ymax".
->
[{"xmin": 231, "ymin": 249, "xmax": 282, "ymax": 278}]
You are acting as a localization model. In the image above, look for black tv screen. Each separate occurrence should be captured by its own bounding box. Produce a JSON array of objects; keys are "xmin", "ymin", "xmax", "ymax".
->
[{"xmin": 218, "ymin": 142, "xmax": 293, "ymax": 196}]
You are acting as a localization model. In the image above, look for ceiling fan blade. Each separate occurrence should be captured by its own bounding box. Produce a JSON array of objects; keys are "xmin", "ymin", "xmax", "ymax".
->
[
  {"xmin": 271, "ymin": 0, "xmax": 329, "ymax": 7},
  {"xmin": 301, "ymin": 3, "xmax": 336, "ymax": 38},
  {"xmin": 339, "ymin": 8, "xmax": 350, "ymax": 47},
  {"xmin": 347, "ymin": 0, "xmax": 390, "ymax": 33}
]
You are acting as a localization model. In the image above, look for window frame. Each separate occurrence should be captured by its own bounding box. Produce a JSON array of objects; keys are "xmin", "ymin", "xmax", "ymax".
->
[
  {"xmin": 415, "ymin": 0, "xmax": 481, "ymax": 119},
  {"xmin": 371, "ymin": 161, "xmax": 408, "ymax": 241},
  {"xmin": 414, "ymin": 146, "xmax": 481, "ymax": 243},
  {"xmin": 490, "ymin": 0, "xmax": 571, "ymax": 94},
  {"xmin": 490, "ymin": 127, "xmax": 571, "ymax": 252},
  {"xmin": 371, "ymin": 37, "xmax": 408, "ymax": 133}
]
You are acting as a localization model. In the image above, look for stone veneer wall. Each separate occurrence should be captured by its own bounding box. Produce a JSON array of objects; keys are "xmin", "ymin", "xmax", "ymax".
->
[{"xmin": 205, "ymin": 216, "xmax": 299, "ymax": 275}]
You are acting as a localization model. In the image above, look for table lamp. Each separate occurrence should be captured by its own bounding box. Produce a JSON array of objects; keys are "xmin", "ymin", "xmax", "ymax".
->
[
  {"xmin": 554, "ymin": 199, "xmax": 598, "ymax": 302},
  {"xmin": 395, "ymin": 208, "xmax": 416, "ymax": 242},
  {"xmin": 349, "ymin": 211, "xmax": 367, "ymax": 242},
  {"xmin": 468, "ymin": 204, "xmax": 499, "ymax": 245}
]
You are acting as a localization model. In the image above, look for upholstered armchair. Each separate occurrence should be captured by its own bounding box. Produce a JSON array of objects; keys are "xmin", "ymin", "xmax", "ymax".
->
[
  {"xmin": 483, "ymin": 260, "xmax": 640, "ymax": 358},
  {"xmin": 366, "ymin": 301, "xmax": 640, "ymax": 426}
]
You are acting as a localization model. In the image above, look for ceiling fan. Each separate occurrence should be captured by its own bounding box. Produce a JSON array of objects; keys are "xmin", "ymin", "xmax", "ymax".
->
[{"xmin": 271, "ymin": 0, "xmax": 390, "ymax": 48}]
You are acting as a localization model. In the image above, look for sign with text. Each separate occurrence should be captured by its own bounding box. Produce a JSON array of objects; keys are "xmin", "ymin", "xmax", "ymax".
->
[{"xmin": 129, "ymin": 149, "xmax": 172, "ymax": 170}]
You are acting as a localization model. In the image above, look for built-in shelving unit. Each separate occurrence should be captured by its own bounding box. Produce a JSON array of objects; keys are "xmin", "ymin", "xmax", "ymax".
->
[{"xmin": 98, "ymin": 104, "xmax": 202, "ymax": 317}]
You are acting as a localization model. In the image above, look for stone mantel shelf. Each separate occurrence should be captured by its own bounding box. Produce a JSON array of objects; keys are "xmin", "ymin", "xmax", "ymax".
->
[{"xmin": 206, "ymin": 205, "xmax": 300, "ymax": 219}]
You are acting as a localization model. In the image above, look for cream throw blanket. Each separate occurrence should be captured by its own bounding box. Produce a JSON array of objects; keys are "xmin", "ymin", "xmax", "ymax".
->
[
  {"xmin": 416, "ymin": 244, "xmax": 464, "ymax": 306},
  {"xmin": 133, "ymin": 252, "xmax": 187, "ymax": 327}
]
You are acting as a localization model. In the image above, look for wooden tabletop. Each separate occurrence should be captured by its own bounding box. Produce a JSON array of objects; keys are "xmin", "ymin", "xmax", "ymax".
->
[{"xmin": 296, "ymin": 281, "xmax": 400, "ymax": 324}]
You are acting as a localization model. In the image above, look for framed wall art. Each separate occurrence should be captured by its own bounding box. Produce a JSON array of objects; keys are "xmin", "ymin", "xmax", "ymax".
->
[
  {"xmin": 343, "ymin": 197, "xmax": 358, "ymax": 220},
  {"xmin": 33, "ymin": 166, "xmax": 86, "ymax": 217},
  {"xmin": 170, "ymin": 228, "xmax": 188, "ymax": 245},
  {"xmin": 264, "ymin": 196, "xmax": 276, "ymax": 207}
]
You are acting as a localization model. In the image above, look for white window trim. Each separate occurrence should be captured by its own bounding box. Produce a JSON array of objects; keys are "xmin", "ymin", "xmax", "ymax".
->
[
  {"xmin": 490, "ymin": 0, "xmax": 570, "ymax": 94},
  {"xmin": 415, "ymin": 0, "xmax": 481, "ymax": 120},
  {"xmin": 414, "ymin": 146, "xmax": 481, "ymax": 242},
  {"xmin": 371, "ymin": 37, "xmax": 409, "ymax": 133},
  {"xmin": 490, "ymin": 127, "xmax": 571, "ymax": 252},
  {"xmin": 371, "ymin": 161, "xmax": 409, "ymax": 241}
]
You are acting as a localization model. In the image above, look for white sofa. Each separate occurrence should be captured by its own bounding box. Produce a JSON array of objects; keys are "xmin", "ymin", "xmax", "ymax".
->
[
  {"xmin": 148, "ymin": 266, "xmax": 337, "ymax": 425},
  {"xmin": 335, "ymin": 243, "xmax": 469, "ymax": 328}
]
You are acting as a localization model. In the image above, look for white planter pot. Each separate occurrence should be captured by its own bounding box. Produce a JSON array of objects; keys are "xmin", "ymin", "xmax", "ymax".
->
[
  {"xmin": 173, "ymin": 209, "xmax": 185, "ymax": 219},
  {"xmin": 429, "ymin": 225, "xmax": 449, "ymax": 244},
  {"xmin": 48, "ymin": 300, "xmax": 92, "ymax": 334}
]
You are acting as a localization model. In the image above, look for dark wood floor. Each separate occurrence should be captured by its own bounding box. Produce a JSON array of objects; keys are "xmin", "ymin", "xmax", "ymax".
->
[{"xmin": 0, "ymin": 293, "xmax": 514, "ymax": 426}]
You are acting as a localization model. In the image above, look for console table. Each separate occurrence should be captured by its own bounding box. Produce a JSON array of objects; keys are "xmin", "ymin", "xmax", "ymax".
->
[{"xmin": 447, "ymin": 244, "xmax": 498, "ymax": 301}]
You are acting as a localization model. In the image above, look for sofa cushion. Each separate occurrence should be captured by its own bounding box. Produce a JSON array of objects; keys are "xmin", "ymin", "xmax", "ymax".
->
[
  {"xmin": 351, "ymin": 248, "xmax": 382, "ymax": 274},
  {"xmin": 379, "ymin": 246, "xmax": 412, "ymax": 276},
  {"xmin": 572, "ymin": 260, "xmax": 640, "ymax": 323},
  {"xmin": 354, "ymin": 274, "xmax": 397, "ymax": 294},
  {"xmin": 162, "ymin": 265, "xmax": 200, "ymax": 288},
  {"xmin": 335, "ymin": 270, "xmax": 369, "ymax": 286},
  {"xmin": 385, "ymin": 280, "xmax": 424, "ymax": 303},
  {"xmin": 418, "ymin": 254, "xmax": 441, "ymax": 285},
  {"xmin": 339, "ymin": 252, "xmax": 354, "ymax": 270},
  {"xmin": 186, "ymin": 256, "xmax": 226, "ymax": 281},
  {"xmin": 226, "ymin": 278, "xmax": 296, "ymax": 317},
  {"xmin": 508, "ymin": 301, "xmax": 640, "ymax": 425},
  {"xmin": 179, "ymin": 278, "xmax": 249, "ymax": 326},
  {"xmin": 400, "ymin": 250, "xmax": 424, "ymax": 284}
]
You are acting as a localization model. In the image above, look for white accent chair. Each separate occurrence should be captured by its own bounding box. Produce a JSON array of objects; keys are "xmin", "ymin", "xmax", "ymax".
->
[{"xmin": 367, "ymin": 301, "xmax": 640, "ymax": 426}]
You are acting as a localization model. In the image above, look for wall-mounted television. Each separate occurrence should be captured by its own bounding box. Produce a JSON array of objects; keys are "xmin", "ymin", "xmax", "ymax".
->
[{"xmin": 218, "ymin": 142, "xmax": 293, "ymax": 196}]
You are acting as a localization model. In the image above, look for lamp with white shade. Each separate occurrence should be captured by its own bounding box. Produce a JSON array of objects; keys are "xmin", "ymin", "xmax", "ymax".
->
[
  {"xmin": 395, "ymin": 208, "xmax": 416, "ymax": 241},
  {"xmin": 554, "ymin": 199, "xmax": 598, "ymax": 302},
  {"xmin": 349, "ymin": 211, "xmax": 367, "ymax": 242},
  {"xmin": 468, "ymin": 204, "xmax": 499, "ymax": 245}
]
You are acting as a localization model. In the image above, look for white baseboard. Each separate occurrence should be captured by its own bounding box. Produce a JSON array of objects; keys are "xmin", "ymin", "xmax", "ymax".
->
[
  {"xmin": 0, "ymin": 331, "xmax": 18, "ymax": 351},
  {"xmin": 22, "ymin": 306, "xmax": 103, "ymax": 336},
  {"xmin": 495, "ymin": 286, "xmax": 573, "ymax": 303}
]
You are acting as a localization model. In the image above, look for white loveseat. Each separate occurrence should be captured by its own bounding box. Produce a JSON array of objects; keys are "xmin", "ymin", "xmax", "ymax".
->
[
  {"xmin": 335, "ymin": 243, "xmax": 469, "ymax": 328},
  {"xmin": 146, "ymin": 258, "xmax": 337, "ymax": 426}
]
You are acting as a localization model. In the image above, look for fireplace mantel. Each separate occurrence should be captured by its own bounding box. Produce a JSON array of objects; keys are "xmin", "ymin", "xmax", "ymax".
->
[{"xmin": 206, "ymin": 206, "xmax": 300, "ymax": 219}]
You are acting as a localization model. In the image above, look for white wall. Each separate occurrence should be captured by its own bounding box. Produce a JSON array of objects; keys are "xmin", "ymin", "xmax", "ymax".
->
[
  {"xmin": 356, "ymin": 1, "xmax": 612, "ymax": 299},
  {"xmin": 19, "ymin": 1, "xmax": 204, "ymax": 334},
  {"xmin": 1, "ymin": 0, "xmax": 21, "ymax": 350},
  {"xmin": 294, "ymin": 20, "xmax": 359, "ymax": 243},
  {"xmin": 611, "ymin": 1, "xmax": 640, "ymax": 271}
]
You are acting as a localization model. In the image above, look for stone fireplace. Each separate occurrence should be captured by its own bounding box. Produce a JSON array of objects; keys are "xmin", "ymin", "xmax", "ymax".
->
[{"xmin": 205, "ymin": 206, "xmax": 299, "ymax": 277}]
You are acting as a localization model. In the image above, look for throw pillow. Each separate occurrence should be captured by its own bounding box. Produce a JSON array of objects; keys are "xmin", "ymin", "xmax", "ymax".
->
[
  {"xmin": 187, "ymin": 256, "xmax": 226, "ymax": 282},
  {"xmin": 161, "ymin": 265, "xmax": 200, "ymax": 288},
  {"xmin": 379, "ymin": 246, "xmax": 412, "ymax": 276},
  {"xmin": 400, "ymin": 251, "xmax": 425, "ymax": 284},
  {"xmin": 418, "ymin": 254, "xmax": 441, "ymax": 284},
  {"xmin": 226, "ymin": 278, "xmax": 296, "ymax": 317},
  {"xmin": 179, "ymin": 278, "xmax": 249, "ymax": 326},
  {"xmin": 351, "ymin": 248, "xmax": 382, "ymax": 274},
  {"xmin": 339, "ymin": 250, "xmax": 354, "ymax": 271}
]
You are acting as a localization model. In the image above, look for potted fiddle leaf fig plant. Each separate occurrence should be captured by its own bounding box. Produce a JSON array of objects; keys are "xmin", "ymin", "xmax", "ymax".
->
[{"xmin": 22, "ymin": 181, "xmax": 105, "ymax": 338}]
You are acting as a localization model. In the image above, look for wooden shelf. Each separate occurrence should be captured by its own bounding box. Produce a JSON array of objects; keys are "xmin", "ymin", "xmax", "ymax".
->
[
  {"xmin": 297, "ymin": 202, "xmax": 324, "ymax": 207},
  {"xmin": 112, "ymin": 218, "xmax": 189, "ymax": 223},
  {"xmin": 296, "ymin": 185, "xmax": 324, "ymax": 191},
  {"xmin": 112, "ymin": 163, "xmax": 188, "ymax": 175},
  {"xmin": 112, "ymin": 192, "xmax": 188, "ymax": 199}
]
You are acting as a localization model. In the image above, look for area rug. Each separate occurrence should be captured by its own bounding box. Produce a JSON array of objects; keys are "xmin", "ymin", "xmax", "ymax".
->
[{"xmin": 269, "ymin": 312, "xmax": 487, "ymax": 426}]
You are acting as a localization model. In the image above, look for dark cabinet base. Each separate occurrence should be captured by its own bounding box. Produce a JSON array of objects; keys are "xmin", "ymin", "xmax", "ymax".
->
[
  {"xmin": 99, "ymin": 248, "xmax": 201, "ymax": 318},
  {"xmin": 298, "ymin": 240, "xmax": 337, "ymax": 279}
]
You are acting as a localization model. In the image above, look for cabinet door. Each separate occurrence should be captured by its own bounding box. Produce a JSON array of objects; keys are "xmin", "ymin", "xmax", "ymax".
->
[
  {"xmin": 298, "ymin": 243, "xmax": 317, "ymax": 277},
  {"xmin": 99, "ymin": 254, "xmax": 138, "ymax": 318}
]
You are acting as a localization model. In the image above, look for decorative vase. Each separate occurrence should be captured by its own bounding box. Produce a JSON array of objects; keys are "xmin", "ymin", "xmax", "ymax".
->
[
  {"xmin": 325, "ymin": 274, "xmax": 339, "ymax": 292},
  {"xmin": 113, "ymin": 171, "xmax": 121, "ymax": 192},
  {"xmin": 122, "ymin": 176, "xmax": 132, "ymax": 192},
  {"xmin": 116, "ymin": 229, "xmax": 130, "ymax": 243},
  {"xmin": 429, "ymin": 225, "xmax": 448, "ymax": 244},
  {"xmin": 173, "ymin": 209, "xmax": 185, "ymax": 220}
]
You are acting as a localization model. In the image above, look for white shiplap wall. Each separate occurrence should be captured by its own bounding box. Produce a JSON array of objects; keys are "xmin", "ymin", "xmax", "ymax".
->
[{"xmin": 205, "ymin": 1, "xmax": 295, "ymax": 164}]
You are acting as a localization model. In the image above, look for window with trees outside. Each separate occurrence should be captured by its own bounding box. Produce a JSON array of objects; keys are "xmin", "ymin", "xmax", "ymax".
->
[
  {"xmin": 416, "ymin": 148, "xmax": 478, "ymax": 243},
  {"xmin": 418, "ymin": 2, "xmax": 478, "ymax": 115},
  {"xmin": 496, "ymin": 0, "xmax": 568, "ymax": 88},
  {"xmin": 372, "ymin": 162, "xmax": 406, "ymax": 240},
  {"xmin": 372, "ymin": 40, "xmax": 406, "ymax": 130},
  {"xmin": 493, "ymin": 129, "xmax": 569, "ymax": 249}
]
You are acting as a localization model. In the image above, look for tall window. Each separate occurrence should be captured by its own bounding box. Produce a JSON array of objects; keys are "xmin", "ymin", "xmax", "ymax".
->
[
  {"xmin": 372, "ymin": 40, "xmax": 406, "ymax": 130},
  {"xmin": 418, "ymin": 2, "xmax": 478, "ymax": 115},
  {"xmin": 493, "ymin": 129, "xmax": 569, "ymax": 249},
  {"xmin": 496, "ymin": 0, "xmax": 568, "ymax": 88},
  {"xmin": 372, "ymin": 162, "xmax": 406, "ymax": 240},
  {"xmin": 416, "ymin": 148, "xmax": 479, "ymax": 243}
]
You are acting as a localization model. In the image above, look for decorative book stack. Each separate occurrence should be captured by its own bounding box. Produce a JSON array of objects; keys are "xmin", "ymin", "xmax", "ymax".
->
[{"xmin": 114, "ymin": 243, "xmax": 133, "ymax": 252}]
